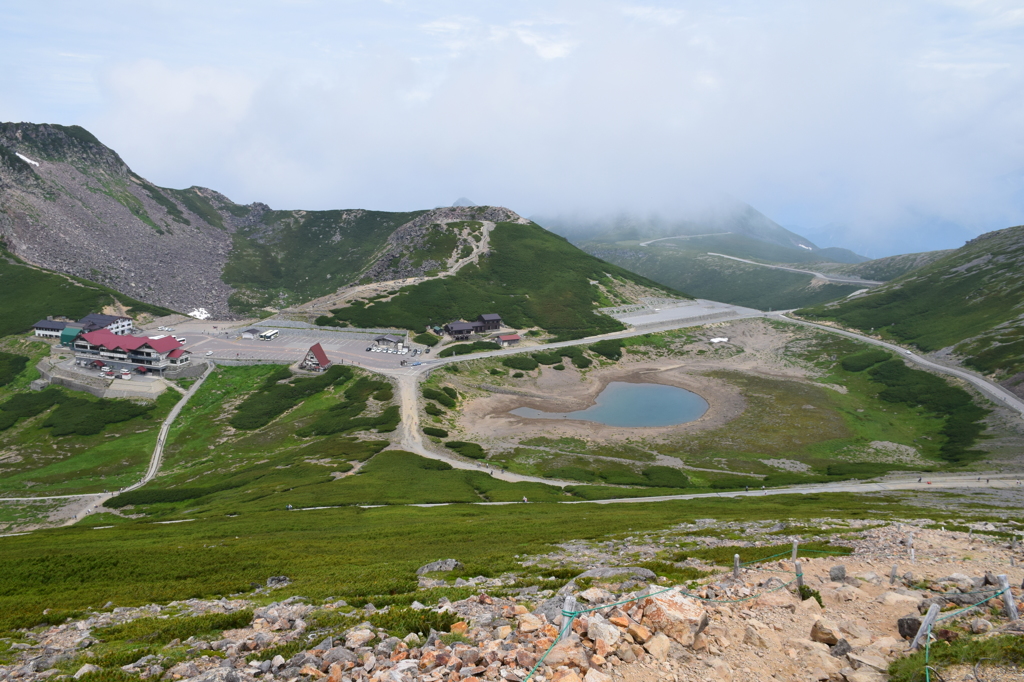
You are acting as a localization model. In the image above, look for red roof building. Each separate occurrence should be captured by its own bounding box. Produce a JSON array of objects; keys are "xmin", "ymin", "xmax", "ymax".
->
[
  {"xmin": 301, "ymin": 343, "xmax": 332, "ymax": 371},
  {"xmin": 73, "ymin": 330, "xmax": 190, "ymax": 373},
  {"xmin": 497, "ymin": 334, "xmax": 520, "ymax": 347}
]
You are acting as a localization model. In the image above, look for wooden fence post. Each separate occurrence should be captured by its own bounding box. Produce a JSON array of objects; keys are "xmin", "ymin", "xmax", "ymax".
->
[
  {"xmin": 791, "ymin": 540, "xmax": 799, "ymax": 561},
  {"xmin": 890, "ymin": 564, "xmax": 899, "ymax": 585},
  {"xmin": 795, "ymin": 562, "xmax": 804, "ymax": 589},
  {"xmin": 911, "ymin": 604, "xmax": 940, "ymax": 650},
  {"xmin": 998, "ymin": 575, "xmax": 1019, "ymax": 621},
  {"xmin": 557, "ymin": 595, "xmax": 577, "ymax": 642},
  {"xmin": 910, "ymin": 548, "xmax": 915, "ymax": 564},
  {"xmin": 733, "ymin": 554, "xmax": 740, "ymax": 580}
]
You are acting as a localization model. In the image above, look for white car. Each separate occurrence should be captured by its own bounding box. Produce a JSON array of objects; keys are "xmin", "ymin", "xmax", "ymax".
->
[{"xmin": 206, "ymin": 351, "xmax": 213, "ymax": 356}]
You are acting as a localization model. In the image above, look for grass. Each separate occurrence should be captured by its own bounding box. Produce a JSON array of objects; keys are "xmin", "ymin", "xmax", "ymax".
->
[
  {"xmin": 222, "ymin": 209, "xmax": 425, "ymax": 314},
  {"xmin": 798, "ymin": 224, "xmax": 1024, "ymax": 376},
  {"xmin": 0, "ymin": 490, "xmax": 949, "ymax": 633},
  {"xmin": 324, "ymin": 221, "xmax": 680, "ymax": 341},
  {"xmin": 888, "ymin": 634, "xmax": 1024, "ymax": 682},
  {"xmin": 0, "ymin": 247, "xmax": 174, "ymax": 337}
]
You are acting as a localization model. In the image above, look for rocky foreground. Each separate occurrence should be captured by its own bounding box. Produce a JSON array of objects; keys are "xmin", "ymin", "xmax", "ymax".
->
[{"xmin": 2, "ymin": 524, "xmax": 1022, "ymax": 682}]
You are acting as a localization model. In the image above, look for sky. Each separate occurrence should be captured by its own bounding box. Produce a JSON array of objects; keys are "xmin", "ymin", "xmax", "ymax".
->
[{"xmin": 2, "ymin": 1, "xmax": 1024, "ymax": 256}]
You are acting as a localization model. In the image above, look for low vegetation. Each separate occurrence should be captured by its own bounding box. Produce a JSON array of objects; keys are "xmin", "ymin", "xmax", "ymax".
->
[
  {"xmin": 0, "ymin": 352, "xmax": 28, "ymax": 387},
  {"xmin": 321, "ymin": 222, "xmax": 679, "ymax": 341},
  {"xmin": 229, "ymin": 365, "xmax": 353, "ymax": 430}
]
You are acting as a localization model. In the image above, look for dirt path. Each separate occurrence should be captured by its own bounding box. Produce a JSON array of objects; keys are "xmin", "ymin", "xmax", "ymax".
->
[
  {"xmin": 291, "ymin": 221, "xmax": 496, "ymax": 314},
  {"xmin": 0, "ymin": 363, "xmax": 216, "ymax": 526},
  {"xmin": 708, "ymin": 252, "xmax": 884, "ymax": 286}
]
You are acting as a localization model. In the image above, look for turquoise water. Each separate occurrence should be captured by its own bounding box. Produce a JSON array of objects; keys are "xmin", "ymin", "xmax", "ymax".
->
[{"xmin": 511, "ymin": 381, "xmax": 708, "ymax": 427}]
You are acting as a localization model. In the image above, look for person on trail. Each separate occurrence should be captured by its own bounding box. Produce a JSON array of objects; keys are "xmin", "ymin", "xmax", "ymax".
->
[
  {"xmin": 918, "ymin": 477, "xmax": 922, "ymax": 483},
  {"xmin": 745, "ymin": 486, "xmax": 749, "ymax": 493},
  {"xmin": 522, "ymin": 496, "xmax": 528, "ymax": 503}
]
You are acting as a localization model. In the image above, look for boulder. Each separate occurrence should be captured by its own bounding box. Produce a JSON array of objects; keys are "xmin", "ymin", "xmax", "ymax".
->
[
  {"xmin": 643, "ymin": 633, "xmax": 672, "ymax": 661},
  {"xmin": 517, "ymin": 614, "xmax": 543, "ymax": 633},
  {"xmin": 800, "ymin": 596, "xmax": 823, "ymax": 614},
  {"xmin": 847, "ymin": 651, "xmax": 887, "ymax": 672},
  {"xmin": 639, "ymin": 591, "xmax": 708, "ymax": 647},
  {"xmin": 877, "ymin": 591, "xmax": 920, "ymax": 606},
  {"xmin": 74, "ymin": 665, "xmax": 102, "ymax": 679},
  {"xmin": 544, "ymin": 638, "xmax": 588, "ymax": 668},
  {"xmin": 415, "ymin": 559, "xmax": 464, "ymax": 575},
  {"xmin": 705, "ymin": 657, "xmax": 733, "ymax": 682},
  {"xmin": 345, "ymin": 629, "xmax": 375, "ymax": 649},
  {"xmin": 743, "ymin": 625, "xmax": 778, "ymax": 649},
  {"xmin": 897, "ymin": 616, "xmax": 922, "ymax": 640},
  {"xmin": 970, "ymin": 618, "xmax": 993, "ymax": 634},
  {"xmin": 810, "ymin": 618, "xmax": 840, "ymax": 645},
  {"xmin": 829, "ymin": 566, "xmax": 847, "ymax": 582},
  {"xmin": 829, "ymin": 639, "xmax": 852, "ymax": 658},
  {"xmin": 841, "ymin": 668, "xmax": 886, "ymax": 682},
  {"xmin": 586, "ymin": 615, "xmax": 621, "ymax": 647},
  {"xmin": 578, "ymin": 587, "xmax": 613, "ymax": 603}
]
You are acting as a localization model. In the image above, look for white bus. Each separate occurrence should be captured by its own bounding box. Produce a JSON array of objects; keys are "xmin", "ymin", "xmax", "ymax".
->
[{"xmin": 258, "ymin": 330, "xmax": 280, "ymax": 341}]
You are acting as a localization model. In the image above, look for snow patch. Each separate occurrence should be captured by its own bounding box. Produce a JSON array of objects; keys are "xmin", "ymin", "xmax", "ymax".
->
[
  {"xmin": 15, "ymin": 152, "xmax": 39, "ymax": 166},
  {"xmin": 798, "ymin": 244, "xmax": 812, "ymax": 250},
  {"xmin": 188, "ymin": 308, "xmax": 211, "ymax": 320},
  {"xmin": 710, "ymin": 337, "xmax": 729, "ymax": 343}
]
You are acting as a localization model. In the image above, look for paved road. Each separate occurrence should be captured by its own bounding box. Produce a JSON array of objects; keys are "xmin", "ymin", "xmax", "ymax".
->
[
  {"xmin": 707, "ymin": 253, "xmax": 884, "ymax": 287},
  {"xmin": 638, "ymin": 232, "xmax": 731, "ymax": 247},
  {"xmin": 776, "ymin": 314, "xmax": 1024, "ymax": 418}
]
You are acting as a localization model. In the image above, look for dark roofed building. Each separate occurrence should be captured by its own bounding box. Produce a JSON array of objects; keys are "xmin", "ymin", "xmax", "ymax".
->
[
  {"xmin": 33, "ymin": 319, "xmax": 67, "ymax": 338},
  {"xmin": 374, "ymin": 334, "xmax": 404, "ymax": 347},
  {"xmin": 475, "ymin": 313, "xmax": 502, "ymax": 332},
  {"xmin": 78, "ymin": 313, "xmax": 133, "ymax": 335},
  {"xmin": 444, "ymin": 321, "xmax": 475, "ymax": 340}
]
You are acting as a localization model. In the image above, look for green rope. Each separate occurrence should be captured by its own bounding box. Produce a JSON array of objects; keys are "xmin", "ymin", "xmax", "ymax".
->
[{"xmin": 921, "ymin": 587, "xmax": 1010, "ymax": 682}]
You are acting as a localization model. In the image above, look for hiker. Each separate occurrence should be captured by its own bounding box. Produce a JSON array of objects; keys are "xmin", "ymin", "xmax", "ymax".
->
[{"xmin": 522, "ymin": 496, "xmax": 528, "ymax": 503}]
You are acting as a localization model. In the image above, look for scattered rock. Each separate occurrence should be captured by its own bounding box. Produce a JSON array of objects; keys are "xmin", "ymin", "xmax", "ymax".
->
[
  {"xmin": 810, "ymin": 618, "xmax": 840, "ymax": 645},
  {"xmin": 73, "ymin": 664, "xmax": 101, "ymax": 679},
  {"xmin": 415, "ymin": 559, "xmax": 464, "ymax": 575},
  {"xmin": 639, "ymin": 591, "xmax": 708, "ymax": 647},
  {"xmin": 829, "ymin": 566, "xmax": 847, "ymax": 582}
]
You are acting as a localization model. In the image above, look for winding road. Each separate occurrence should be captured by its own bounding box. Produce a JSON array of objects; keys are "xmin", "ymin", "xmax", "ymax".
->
[{"xmin": 707, "ymin": 252, "xmax": 885, "ymax": 287}]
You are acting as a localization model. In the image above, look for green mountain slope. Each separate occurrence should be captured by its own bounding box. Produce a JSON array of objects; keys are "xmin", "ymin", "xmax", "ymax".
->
[
  {"xmin": 0, "ymin": 247, "xmax": 174, "ymax": 337},
  {"xmin": 320, "ymin": 221, "xmax": 684, "ymax": 340},
  {"xmin": 584, "ymin": 241, "xmax": 862, "ymax": 310},
  {"xmin": 812, "ymin": 250, "xmax": 952, "ymax": 282},
  {"xmin": 798, "ymin": 225, "xmax": 1024, "ymax": 380}
]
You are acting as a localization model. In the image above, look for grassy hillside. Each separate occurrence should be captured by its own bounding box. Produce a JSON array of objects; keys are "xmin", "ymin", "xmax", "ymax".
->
[
  {"xmin": 0, "ymin": 248, "xmax": 174, "ymax": 337},
  {"xmin": 582, "ymin": 235, "xmax": 863, "ymax": 310},
  {"xmin": 798, "ymin": 225, "xmax": 1024, "ymax": 378},
  {"xmin": 319, "ymin": 221, "xmax": 682, "ymax": 340},
  {"xmin": 222, "ymin": 209, "xmax": 425, "ymax": 314},
  {"xmin": 813, "ymin": 250, "xmax": 952, "ymax": 282}
]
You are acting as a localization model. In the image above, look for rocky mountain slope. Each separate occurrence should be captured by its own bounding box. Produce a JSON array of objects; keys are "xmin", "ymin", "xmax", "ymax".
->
[
  {"xmin": 0, "ymin": 123, "xmax": 581, "ymax": 321},
  {"xmin": 798, "ymin": 224, "xmax": 1024, "ymax": 394}
]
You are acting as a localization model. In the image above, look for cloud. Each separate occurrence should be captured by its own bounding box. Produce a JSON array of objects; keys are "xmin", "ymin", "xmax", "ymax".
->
[{"xmin": 3, "ymin": 0, "xmax": 1022, "ymax": 254}]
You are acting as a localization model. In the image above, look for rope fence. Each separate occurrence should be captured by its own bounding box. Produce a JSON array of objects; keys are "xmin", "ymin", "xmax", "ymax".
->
[{"xmin": 521, "ymin": 543, "xmax": 851, "ymax": 682}]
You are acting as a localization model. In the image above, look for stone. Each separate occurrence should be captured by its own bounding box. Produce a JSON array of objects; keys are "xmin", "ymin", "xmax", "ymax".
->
[
  {"xmin": 743, "ymin": 625, "xmax": 777, "ymax": 649},
  {"xmin": 586, "ymin": 617, "xmax": 620, "ymax": 647},
  {"xmin": 323, "ymin": 646, "xmax": 357, "ymax": 665},
  {"xmin": 494, "ymin": 625, "xmax": 512, "ymax": 639},
  {"xmin": 74, "ymin": 665, "xmax": 101, "ymax": 679},
  {"xmin": 626, "ymin": 622, "xmax": 652, "ymax": 643},
  {"xmin": 345, "ymin": 629, "xmax": 375, "ymax": 649},
  {"xmin": 800, "ymin": 596, "xmax": 823, "ymax": 614},
  {"xmin": 829, "ymin": 565, "xmax": 847, "ymax": 582},
  {"xmin": 643, "ymin": 633, "xmax": 672, "ymax": 661},
  {"xmin": 166, "ymin": 661, "xmax": 200, "ymax": 679},
  {"xmin": 705, "ymin": 656, "xmax": 733, "ymax": 682},
  {"xmin": 517, "ymin": 614, "xmax": 543, "ymax": 632},
  {"xmin": 970, "ymin": 618, "xmax": 993, "ymax": 634},
  {"xmin": 578, "ymin": 588, "xmax": 613, "ymax": 603},
  {"xmin": 300, "ymin": 664, "xmax": 326, "ymax": 678},
  {"xmin": 838, "ymin": 620, "xmax": 872, "ymax": 640},
  {"xmin": 553, "ymin": 672, "xmax": 583, "ymax": 682},
  {"xmin": 639, "ymin": 591, "xmax": 708, "ymax": 647},
  {"xmin": 847, "ymin": 652, "xmax": 887, "ymax": 672},
  {"xmin": 451, "ymin": 621, "xmax": 469, "ymax": 635},
  {"xmin": 545, "ymin": 639, "xmax": 588, "ymax": 668},
  {"xmin": 810, "ymin": 618, "xmax": 840, "ymax": 645},
  {"xmin": 583, "ymin": 669, "xmax": 611, "ymax": 682},
  {"xmin": 897, "ymin": 616, "xmax": 922, "ymax": 640},
  {"xmin": 271, "ymin": 655, "xmax": 286, "ymax": 670},
  {"xmin": 830, "ymin": 639, "xmax": 852, "ymax": 658},
  {"xmin": 878, "ymin": 591, "xmax": 920, "ymax": 606},
  {"xmin": 832, "ymin": 585, "xmax": 868, "ymax": 601},
  {"xmin": 576, "ymin": 567, "xmax": 657, "ymax": 581},
  {"xmin": 415, "ymin": 559, "xmax": 464, "ymax": 575}
]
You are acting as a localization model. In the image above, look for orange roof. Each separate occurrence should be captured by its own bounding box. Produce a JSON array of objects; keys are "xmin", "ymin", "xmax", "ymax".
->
[
  {"xmin": 80, "ymin": 329, "xmax": 182, "ymax": 353},
  {"xmin": 498, "ymin": 334, "xmax": 520, "ymax": 341}
]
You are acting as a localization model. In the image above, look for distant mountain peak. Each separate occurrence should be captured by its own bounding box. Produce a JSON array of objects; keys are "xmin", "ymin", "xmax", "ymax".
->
[{"xmin": 452, "ymin": 197, "xmax": 476, "ymax": 207}]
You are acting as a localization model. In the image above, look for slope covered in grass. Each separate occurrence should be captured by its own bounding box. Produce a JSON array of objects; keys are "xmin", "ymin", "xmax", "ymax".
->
[
  {"xmin": 321, "ymin": 221, "xmax": 682, "ymax": 340},
  {"xmin": 0, "ymin": 249, "xmax": 174, "ymax": 337},
  {"xmin": 797, "ymin": 225, "xmax": 1024, "ymax": 377}
]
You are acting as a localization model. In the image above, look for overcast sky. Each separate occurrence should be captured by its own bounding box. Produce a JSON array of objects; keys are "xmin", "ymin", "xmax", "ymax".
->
[{"xmin": 3, "ymin": 1, "xmax": 1023, "ymax": 255}]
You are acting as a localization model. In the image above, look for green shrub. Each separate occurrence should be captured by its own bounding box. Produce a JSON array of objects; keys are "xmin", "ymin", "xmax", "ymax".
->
[
  {"xmin": 296, "ymin": 405, "xmax": 400, "ymax": 437},
  {"xmin": 95, "ymin": 610, "xmax": 253, "ymax": 646},
  {"xmin": 532, "ymin": 352, "xmax": 562, "ymax": 365},
  {"xmin": 438, "ymin": 341, "xmax": 500, "ymax": 357},
  {"xmin": 840, "ymin": 349, "xmax": 890, "ymax": 372},
  {"xmin": 489, "ymin": 368, "xmax": 504, "ymax": 376},
  {"xmin": 502, "ymin": 356, "xmax": 538, "ymax": 371},
  {"xmin": 445, "ymin": 441, "xmax": 486, "ymax": 459},
  {"xmin": 423, "ymin": 427, "xmax": 449, "ymax": 438},
  {"xmin": 425, "ymin": 402, "xmax": 445, "ymax": 416},
  {"xmin": 0, "ymin": 352, "xmax": 29, "ymax": 387},
  {"xmin": 43, "ymin": 397, "xmax": 151, "ymax": 436},
  {"xmin": 422, "ymin": 387, "xmax": 455, "ymax": 408},
  {"xmin": 553, "ymin": 364, "xmax": 565, "ymax": 371},
  {"xmin": 589, "ymin": 339, "xmax": 624, "ymax": 361},
  {"xmin": 231, "ymin": 365, "xmax": 352, "ymax": 430},
  {"xmin": 799, "ymin": 585, "xmax": 823, "ymax": 607},
  {"xmin": 0, "ymin": 388, "xmax": 62, "ymax": 431},
  {"xmin": 441, "ymin": 386, "xmax": 458, "ymax": 400},
  {"xmin": 513, "ymin": 372, "xmax": 524, "ymax": 378},
  {"xmin": 642, "ymin": 466, "xmax": 691, "ymax": 488},
  {"xmin": 413, "ymin": 333, "xmax": 439, "ymax": 347}
]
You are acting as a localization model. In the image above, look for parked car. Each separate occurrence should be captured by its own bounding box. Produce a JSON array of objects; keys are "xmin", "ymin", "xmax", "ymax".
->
[
  {"xmin": 366, "ymin": 347, "xmax": 372, "ymax": 352},
  {"xmin": 205, "ymin": 350, "xmax": 213, "ymax": 356}
]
